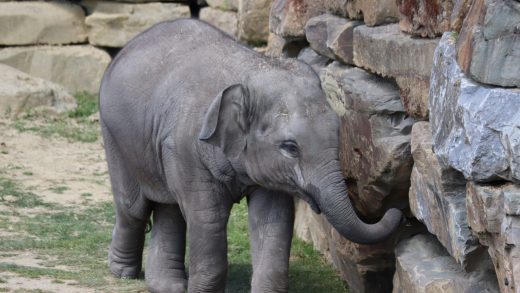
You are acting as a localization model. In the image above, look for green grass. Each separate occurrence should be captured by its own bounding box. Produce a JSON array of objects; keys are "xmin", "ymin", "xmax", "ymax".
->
[
  {"xmin": 0, "ymin": 177, "xmax": 346, "ymax": 292},
  {"xmin": 11, "ymin": 92, "xmax": 100, "ymax": 143}
]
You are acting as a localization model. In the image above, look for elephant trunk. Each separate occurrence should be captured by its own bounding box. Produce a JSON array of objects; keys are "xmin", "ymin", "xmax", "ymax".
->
[{"xmin": 307, "ymin": 164, "xmax": 402, "ymax": 244}]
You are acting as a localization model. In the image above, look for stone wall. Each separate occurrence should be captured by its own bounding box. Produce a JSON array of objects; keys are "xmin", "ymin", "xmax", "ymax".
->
[
  {"xmin": 268, "ymin": 0, "xmax": 519, "ymax": 292},
  {"xmin": 0, "ymin": 0, "xmax": 272, "ymax": 117}
]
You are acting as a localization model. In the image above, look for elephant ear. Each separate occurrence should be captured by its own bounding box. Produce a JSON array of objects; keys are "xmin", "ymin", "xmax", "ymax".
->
[{"xmin": 199, "ymin": 84, "xmax": 250, "ymax": 159}]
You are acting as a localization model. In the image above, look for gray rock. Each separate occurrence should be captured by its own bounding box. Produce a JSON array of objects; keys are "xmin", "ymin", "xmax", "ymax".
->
[
  {"xmin": 304, "ymin": 14, "xmax": 362, "ymax": 65},
  {"xmin": 0, "ymin": 1, "xmax": 87, "ymax": 45},
  {"xmin": 409, "ymin": 121, "xmax": 480, "ymax": 268},
  {"xmin": 456, "ymin": 0, "xmax": 520, "ymax": 87},
  {"xmin": 0, "ymin": 64, "xmax": 76, "ymax": 118},
  {"xmin": 206, "ymin": 0, "xmax": 238, "ymax": 11},
  {"xmin": 199, "ymin": 7, "xmax": 238, "ymax": 37},
  {"xmin": 430, "ymin": 33, "xmax": 520, "ymax": 183},
  {"xmin": 237, "ymin": 0, "xmax": 272, "ymax": 44},
  {"xmin": 345, "ymin": 0, "xmax": 400, "ymax": 26},
  {"xmin": 85, "ymin": 2, "xmax": 190, "ymax": 47},
  {"xmin": 353, "ymin": 24, "xmax": 439, "ymax": 120},
  {"xmin": 269, "ymin": 0, "xmax": 349, "ymax": 39},
  {"xmin": 396, "ymin": 0, "xmax": 453, "ymax": 37},
  {"xmin": 467, "ymin": 182, "xmax": 520, "ymax": 293},
  {"xmin": 265, "ymin": 33, "xmax": 307, "ymax": 58},
  {"xmin": 296, "ymin": 47, "xmax": 331, "ymax": 75},
  {"xmin": 393, "ymin": 234, "xmax": 499, "ymax": 293},
  {"xmin": 0, "ymin": 45, "xmax": 111, "ymax": 95},
  {"xmin": 321, "ymin": 62, "xmax": 414, "ymax": 219}
]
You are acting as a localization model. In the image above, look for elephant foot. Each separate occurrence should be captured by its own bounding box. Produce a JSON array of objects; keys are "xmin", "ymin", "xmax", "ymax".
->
[
  {"xmin": 108, "ymin": 249, "xmax": 143, "ymax": 279},
  {"xmin": 147, "ymin": 277, "xmax": 187, "ymax": 293}
]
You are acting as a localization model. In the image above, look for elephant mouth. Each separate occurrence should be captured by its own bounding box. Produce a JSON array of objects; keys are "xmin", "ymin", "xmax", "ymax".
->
[{"xmin": 297, "ymin": 190, "xmax": 321, "ymax": 214}]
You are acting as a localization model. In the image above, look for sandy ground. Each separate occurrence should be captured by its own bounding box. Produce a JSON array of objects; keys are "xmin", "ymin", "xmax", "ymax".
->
[{"xmin": 0, "ymin": 119, "xmax": 112, "ymax": 292}]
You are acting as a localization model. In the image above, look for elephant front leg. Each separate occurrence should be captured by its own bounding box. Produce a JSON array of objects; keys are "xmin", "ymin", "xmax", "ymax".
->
[
  {"xmin": 248, "ymin": 188, "xmax": 295, "ymax": 293},
  {"xmin": 186, "ymin": 192, "xmax": 232, "ymax": 293}
]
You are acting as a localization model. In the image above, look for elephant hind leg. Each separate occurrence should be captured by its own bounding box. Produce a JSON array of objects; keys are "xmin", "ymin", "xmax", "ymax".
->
[
  {"xmin": 103, "ymin": 122, "xmax": 152, "ymax": 279},
  {"xmin": 109, "ymin": 201, "xmax": 150, "ymax": 279},
  {"xmin": 146, "ymin": 203, "xmax": 187, "ymax": 293}
]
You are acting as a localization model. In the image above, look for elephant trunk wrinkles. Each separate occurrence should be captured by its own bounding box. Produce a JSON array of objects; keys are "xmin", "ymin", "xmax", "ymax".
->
[{"xmin": 308, "ymin": 164, "xmax": 402, "ymax": 245}]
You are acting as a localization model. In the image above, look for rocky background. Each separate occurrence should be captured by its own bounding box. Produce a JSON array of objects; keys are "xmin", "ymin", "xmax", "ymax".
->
[{"xmin": 1, "ymin": 0, "xmax": 519, "ymax": 292}]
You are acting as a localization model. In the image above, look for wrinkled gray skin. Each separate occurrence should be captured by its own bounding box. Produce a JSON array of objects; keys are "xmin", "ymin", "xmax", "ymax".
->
[{"xmin": 99, "ymin": 19, "xmax": 403, "ymax": 293}]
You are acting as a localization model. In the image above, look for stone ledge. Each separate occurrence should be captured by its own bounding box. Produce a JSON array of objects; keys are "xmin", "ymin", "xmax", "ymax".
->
[
  {"xmin": 0, "ymin": 1, "xmax": 87, "ymax": 45},
  {"xmin": 353, "ymin": 24, "xmax": 439, "ymax": 120}
]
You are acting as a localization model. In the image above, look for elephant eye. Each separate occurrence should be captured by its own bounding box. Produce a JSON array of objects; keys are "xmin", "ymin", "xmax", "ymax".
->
[{"xmin": 280, "ymin": 140, "xmax": 300, "ymax": 158}]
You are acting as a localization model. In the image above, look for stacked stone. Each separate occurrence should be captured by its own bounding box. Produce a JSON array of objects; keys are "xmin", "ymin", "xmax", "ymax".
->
[
  {"xmin": 0, "ymin": 0, "xmax": 192, "ymax": 117},
  {"xmin": 200, "ymin": 0, "xmax": 273, "ymax": 44},
  {"xmin": 269, "ymin": 0, "xmax": 519, "ymax": 292}
]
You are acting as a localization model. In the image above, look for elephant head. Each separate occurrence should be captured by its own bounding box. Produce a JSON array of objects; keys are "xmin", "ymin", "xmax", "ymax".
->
[{"xmin": 199, "ymin": 60, "xmax": 403, "ymax": 244}]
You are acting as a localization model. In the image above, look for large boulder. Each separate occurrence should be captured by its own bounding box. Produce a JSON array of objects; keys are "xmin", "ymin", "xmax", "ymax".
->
[
  {"xmin": 456, "ymin": 0, "xmax": 520, "ymax": 87},
  {"xmin": 467, "ymin": 182, "xmax": 520, "ymax": 293},
  {"xmin": 396, "ymin": 0, "xmax": 453, "ymax": 37},
  {"xmin": 199, "ymin": 7, "xmax": 238, "ymax": 37},
  {"xmin": 430, "ymin": 33, "xmax": 520, "ymax": 183},
  {"xmin": 353, "ymin": 24, "xmax": 439, "ymax": 120},
  {"xmin": 0, "ymin": 1, "xmax": 87, "ymax": 45},
  {"xmin": 321, "ymin": 62, "xmax": 414, "ymax": 219},
  {"xmin": 206, "ymin": 0, "xmax": 239, "ymax": 11},
  {"xmin": 0, "ymin": 46, "xmax": 111, "ymax": 95},
  {"xmin": 410, "ymin": 122, "xmax": 481, "ymax": 268},
  {"xmin": 0, "ymin": 64, "xmax": 76, "ymax": 118},
  {"xmin": 269, "ymin": 0, "xmax": 348, "ymax": 40},
  {"xmin": 345, "ymin": 0, "xmax": 400, "ymax": 27},
  {"xmin": 393, "ymin": 234, "xmax": 499, "ymax": 293},
  {"xmin": 237, "ymin": 0, "xmax": 273, "ymax": 44},
  {"xmin": 305, "ymin": 14, "xmax": 362, "ymax": 65},
  {"xmin": 85, "ymin": 1, "xmax": 190, "ymax": 47}
]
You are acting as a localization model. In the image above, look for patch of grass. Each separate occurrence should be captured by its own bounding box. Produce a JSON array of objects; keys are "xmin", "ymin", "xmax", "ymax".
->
[
  {"xmin": 11, "ymin": 92, "xmax": 100, "ymax": 143},
  {"xmin": 68, "ymin": 92, "xmax": 99, "ymax": 119},
  {"xmin": 0, "ymin": 176, "xmax": 54, "ymax": 209},
  {"xmin": 22, "ymin": 172, "xmax": 33, "ymax": 176},
  {"xmin": 81, "ymin": 193, "xmax": 93, "ymax": 197},
  {"xmin": 48, "ymin": 186, "xmax": 68, "ymax": 194},
  {"xmin": 226, "ymin": 201, "xmax": 347, "ymax": 293},
  {"xmin": 0, "ymin": 178, "xmax": 345, "ymax": 292}
]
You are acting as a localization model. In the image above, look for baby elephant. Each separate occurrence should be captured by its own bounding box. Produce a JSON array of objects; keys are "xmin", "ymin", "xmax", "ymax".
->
[{"xmin": 99, "ymin": 19, "xmax": 402, "ymax": 293}]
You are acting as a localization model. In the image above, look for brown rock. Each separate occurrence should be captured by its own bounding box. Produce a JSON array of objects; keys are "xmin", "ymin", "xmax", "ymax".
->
[
  {"xmin": 304, "ymin": 14, "xmax": 362, "ymax": 64},
  {"xmin": 206, "ymin": 0, "xmax": 239, "ymax": 11},
  {"xmin": 467, "ymin": 182, "xmax": 520, "ymax": 293},
  {"xmin": 321, "ymin": 62, "xmax": 415, "ymax": 219},
  {"xmin": 199, "ymin": 7, "xmax": 238, "ymax": 37},
  {"xmin": 0, "ymin": 64, "xmax": 76, "ymax": 118},
  {"xmin": 353, "ymin": 24, "xmax": 439, "ymax": 120},
  {"xmin": 85, "ymin": 2, "xmax": 190, "ymax": 48},
  {"xmin": 0, "ymin": 1, "xmax": 87, "ymax": 45},
  {"xmin": 397, "ymin": 0, "xmax": 454, "ymax": 37},
  {"xmin": 269, "ymin": 0, "xmax": 348, "ymax": 39},
  {"xmin": 237, "ymin": 0, "xmax": 273, "ymax": 44},
  {"xmin": 346, "ymin": 0, "xmax": 400, "ymax": 26},
  {"xmin": 450, "ymin": 0, "xmax": 474, "ymax": 32},
  {"xmin": 0, "ymin": 45, "xmax": 111, "ymax": 94},
  {"xmin": 456, "ymin": 0, "xmax": 520, "ymax": 87}
]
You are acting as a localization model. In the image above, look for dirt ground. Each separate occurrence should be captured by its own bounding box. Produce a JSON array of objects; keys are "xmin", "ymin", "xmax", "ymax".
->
[{"xmin": 0, "ymin": 118, "xmax": 115, "ymax": 293}]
